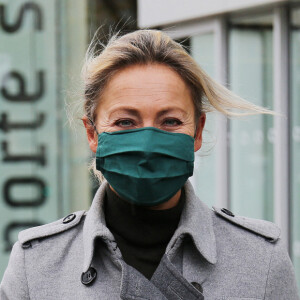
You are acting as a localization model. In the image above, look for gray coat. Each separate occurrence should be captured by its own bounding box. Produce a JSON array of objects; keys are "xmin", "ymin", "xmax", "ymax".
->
[{"xmin": 1, "ymin": 180, "xmax": 299, "ymax": 299}]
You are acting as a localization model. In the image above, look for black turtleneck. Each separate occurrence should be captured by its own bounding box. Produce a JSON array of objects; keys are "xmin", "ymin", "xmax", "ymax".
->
[{"xmin": 104, "ymin": 186, "xmax": 185, "ymax": 280}]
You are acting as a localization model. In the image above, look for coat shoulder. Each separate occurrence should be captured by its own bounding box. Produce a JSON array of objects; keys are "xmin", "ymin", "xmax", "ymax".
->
[
  {"xmin": 18, "ymin": 210, "xmax": 86, "ymax": 248},
  {"xmin": 212, "ymin": 206, "xmax": 281, "ymax": 242}
]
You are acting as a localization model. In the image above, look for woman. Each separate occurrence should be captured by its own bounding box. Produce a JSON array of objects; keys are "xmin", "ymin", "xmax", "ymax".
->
[{"xmin": 1, "ymin": 30, "xmax": 299, "ymax": 299}]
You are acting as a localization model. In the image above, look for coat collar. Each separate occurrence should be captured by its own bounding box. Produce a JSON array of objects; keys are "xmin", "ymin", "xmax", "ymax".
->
[
  {"xmin": 82, "ymin": 180, "xmax": 114, "ymax": 272},
  {"xmin": 165, "ymin": 180, "xmax": 217, "ymax": 265},
  {"xmin": 82, "ymin": 180, "xmax": 217, "ymax": 272}
]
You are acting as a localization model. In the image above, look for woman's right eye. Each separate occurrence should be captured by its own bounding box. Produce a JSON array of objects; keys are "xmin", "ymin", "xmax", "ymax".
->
[{"xmin": 115, "ymin": 119, "xmax": 135, "ymax": 127}]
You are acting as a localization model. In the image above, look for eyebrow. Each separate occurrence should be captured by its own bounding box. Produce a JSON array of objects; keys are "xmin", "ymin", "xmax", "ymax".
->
[
  {"xmin": 108, "ymin": 108, "xmax": 141, "ymax": 118},
  {"xmin": 156, "ymin": 108, "xmax": 188, "ymax": 118}
]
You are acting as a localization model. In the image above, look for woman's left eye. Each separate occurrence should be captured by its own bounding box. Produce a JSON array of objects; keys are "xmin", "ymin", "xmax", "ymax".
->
[{"xmin": 163, "ymin": 119, "xmax": 182, "ymax": 126}]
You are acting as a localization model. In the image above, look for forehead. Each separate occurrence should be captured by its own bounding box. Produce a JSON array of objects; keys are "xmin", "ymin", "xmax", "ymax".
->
[{"xmin": 97, "ymin": 63, "xmax": 194, "ymax": 115}]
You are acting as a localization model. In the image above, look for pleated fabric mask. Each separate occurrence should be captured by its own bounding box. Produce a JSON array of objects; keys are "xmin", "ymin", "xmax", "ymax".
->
[{"xmin": 96, "ymin": 127, "xmax": 194, "ymax": 206}]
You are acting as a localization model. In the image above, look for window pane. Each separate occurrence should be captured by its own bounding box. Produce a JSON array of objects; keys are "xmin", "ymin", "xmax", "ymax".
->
[
  {"xmin": 0, "ymin": 0, "xmax": 89, "ymax": 280},
  {"xmin": 229, "ymin": 16, "xmax": 274, "ymax": 221},
  {"xmin": 190, "ymin": 33, "xmax": 217, "ymax": 208},
  {"xmin": 291, "ymin": 6, "xmax": 300, "ymax": 291}
]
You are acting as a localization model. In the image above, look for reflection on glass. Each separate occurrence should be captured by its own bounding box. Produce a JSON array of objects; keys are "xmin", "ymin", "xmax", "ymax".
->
[
  {"xmin": 229, "ymin": 16, "xmax": 274, "ymax": 221},
  {"xmin": 190, "ymin": 33, "xmax": 217, "ymax": 208},
  {"xmin": 291, "ymin": 6, "xmax": 300, "ymax": 291}
]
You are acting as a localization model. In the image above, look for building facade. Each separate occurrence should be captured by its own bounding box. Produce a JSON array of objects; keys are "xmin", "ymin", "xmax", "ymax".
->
[
  {"xmin": 0, "ymin": 0, "xmax": 91, "ymax": 278},
  {"xmin": 138, "ymin": 0, "xmax": 300, "ymax": 289},
  {"xmin": 0, "ymin": 0, "xmax": 138, "ymax": 281}
]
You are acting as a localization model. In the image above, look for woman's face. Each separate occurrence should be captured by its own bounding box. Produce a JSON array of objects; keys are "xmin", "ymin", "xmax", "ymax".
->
[{"xmin": 84, "ymin": 63, "xmax": 206, "ymax": 153}]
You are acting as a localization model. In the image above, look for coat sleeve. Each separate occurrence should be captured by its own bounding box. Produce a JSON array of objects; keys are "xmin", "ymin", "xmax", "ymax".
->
[
  {"xmin": 0, "ymin": 241, "xmax": 30, "ymax": 300},
  {"xmin": 264, "ymin": 238, "xmax": 300, "ymax": 299}
]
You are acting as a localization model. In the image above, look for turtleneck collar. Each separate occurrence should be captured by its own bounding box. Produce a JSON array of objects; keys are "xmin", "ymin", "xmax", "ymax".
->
[{"xmin": 104, "ymin": 185, "xmax": 185, "ymax": 247}]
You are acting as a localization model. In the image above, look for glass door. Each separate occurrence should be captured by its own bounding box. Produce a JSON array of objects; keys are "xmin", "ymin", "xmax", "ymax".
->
[
  {"xmin": 229, "ymin": 14, "xmax": 274, "ymax": 221},
  {"xmin": 190, "ymin": 32, "xmax": 217, "ymax": 208},
  {"xmin": 291, "ymin": 5, "xmax": 300, "ymax": 291}
]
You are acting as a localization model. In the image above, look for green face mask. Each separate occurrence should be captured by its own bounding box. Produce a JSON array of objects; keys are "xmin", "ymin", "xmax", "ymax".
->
[{"xmin": 96, "ymin": 127, "xmax": 194, "ymax": 206}]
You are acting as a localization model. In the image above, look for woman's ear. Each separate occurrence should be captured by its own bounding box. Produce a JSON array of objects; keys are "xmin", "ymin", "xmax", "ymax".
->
[
  {"xmin": 82, "ymin": 116, "xmax": 98, "ymax": 153},
  {"xmin": 194, "ymin": 113, "xmax": 206, "ymax": 152}
]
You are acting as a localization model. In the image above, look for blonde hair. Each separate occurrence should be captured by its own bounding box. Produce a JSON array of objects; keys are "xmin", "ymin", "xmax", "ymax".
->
[{"xmin": 82, "ymin": 29, "xmax": 273, "ymax": 182}]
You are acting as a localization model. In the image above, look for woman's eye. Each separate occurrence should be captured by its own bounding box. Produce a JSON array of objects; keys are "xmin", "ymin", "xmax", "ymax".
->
[
  {"xmin": 163, "ymin": 119, "xmax": 182, "ymax": 126},
  {"xmin": 115, "ymin": 119, "xmax": 134, "ymax": 127}
]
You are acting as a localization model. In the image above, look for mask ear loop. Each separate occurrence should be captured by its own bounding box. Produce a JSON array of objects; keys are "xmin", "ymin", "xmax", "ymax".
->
[{"xmin": 88, "ymin": 117, "xmax": 99, "ymax": 135}]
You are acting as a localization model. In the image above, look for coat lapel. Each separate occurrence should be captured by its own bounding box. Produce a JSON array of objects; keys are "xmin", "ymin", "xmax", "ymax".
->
[
  {"xmin": 82, "ymin": 180, "xmax": 116, "ymax": 273},
  {"xmin": 165, "ymin": 181, "xmax": 217, "ymax": 286}
]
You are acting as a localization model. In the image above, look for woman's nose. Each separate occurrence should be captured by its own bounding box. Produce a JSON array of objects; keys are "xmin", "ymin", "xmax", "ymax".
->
[{"xmin": 142, "ymin": 120, "xmax": 156, "ymax": 128}]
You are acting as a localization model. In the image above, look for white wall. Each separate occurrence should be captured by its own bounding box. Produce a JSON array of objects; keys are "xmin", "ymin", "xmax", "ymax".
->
[{"xmin": 138, "ymin": 0, "xmax": 287, "ymax": 28}]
